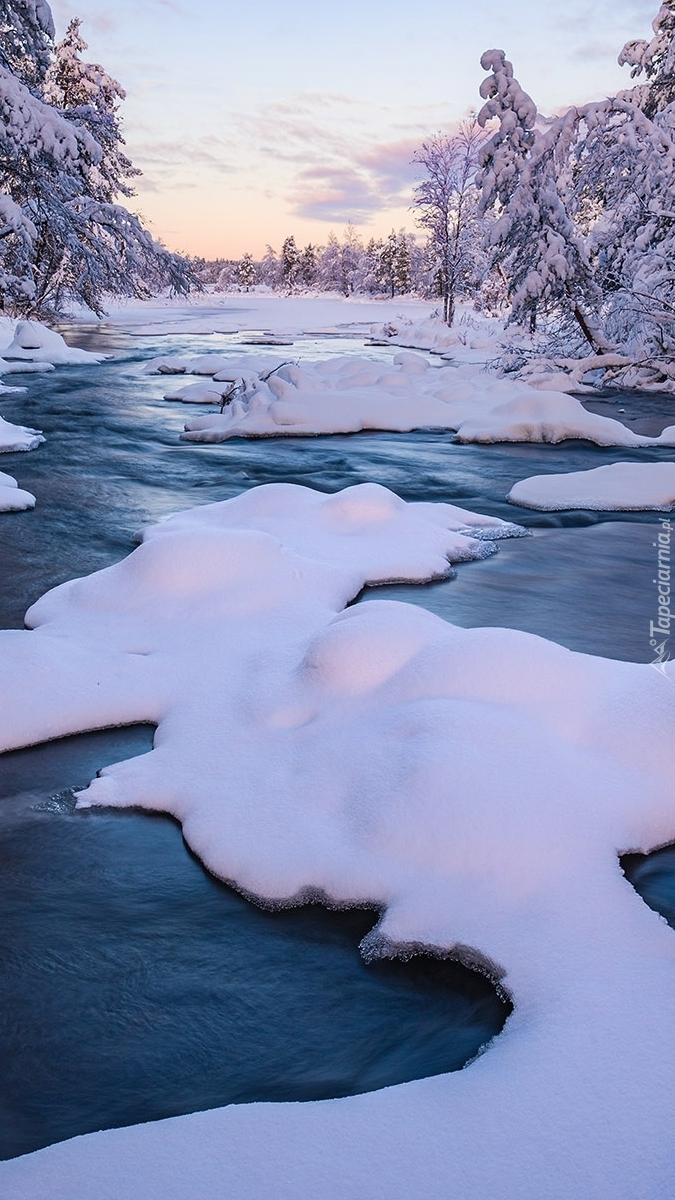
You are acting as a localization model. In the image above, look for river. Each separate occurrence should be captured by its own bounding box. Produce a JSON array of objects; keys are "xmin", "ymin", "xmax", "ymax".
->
[{"xmin": 0, "ymin": 325, "xmax": 672, "ymax": 1157}]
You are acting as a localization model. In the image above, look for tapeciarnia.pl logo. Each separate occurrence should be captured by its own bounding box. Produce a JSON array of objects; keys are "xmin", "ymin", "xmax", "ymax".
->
[{"xmin": 650, "ymin": 517, "xmax": 672, "ymax": 676}]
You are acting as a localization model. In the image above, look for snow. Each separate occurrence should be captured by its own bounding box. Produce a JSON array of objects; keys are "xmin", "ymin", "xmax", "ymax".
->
[
  {"xmin": 0, "ymin": 468, "xmax": 35, "ymax": 511},
  {"xmin": 508, "ymin": 462, "xmax": 675, "ymax": 511},
  {"xmin": 100, "ymin": 291, "xmax": 437, "ymax": 338},
  {"xmin": 164, "ymin": 379, "xmax": 242, "ymax": 404},
  {"xmin": 143, "ymin": 352, "xmax": 289, "ymax": 377},
  {"xmin": 1, "ymin": 320, "xmax": 105, "ymax": 364},
  {"xmin": 370, "ymin": 310, "xmax": 506, "ymax": 360},
  {"xmin": 117, "ymin": 298, "xmax": 672, "ymax": 449},
  {"xmin": 0, "ymin": 413, "xmax": 44, "ymax": 452},
  {"xmin": 166, "ymin": 352, "xmax": 675, "ymax": 448},
  {"xmin": 1, "ymin": 481, "xmax": 675, "ymax": 1199},
  {"xmin": 450, "ymin": 388, "xmax": 675, "ymax": 446}
]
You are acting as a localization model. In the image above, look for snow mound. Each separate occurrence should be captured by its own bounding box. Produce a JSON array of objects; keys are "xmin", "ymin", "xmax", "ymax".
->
[
  {"xmin": 0, "ymin": 469, "xmax": 35, "ymax": 511},
  {"xmin": 177, "ymin": 353, "xmax": 675, "ymax": 447},
  {"xmin": 2, "ymin": 320, "xmax": 105, "ymax": 364},
  {"xmin": 0, "ymin": 358, "xmax": 54, "ymax": 377},
  {"xmin": 146, "ymin": 351, "xmax": 297, "ymax": 403},
  {"xmin": 1, "ymin": 482, "xmax": 675, "ymax": 1199},
  {"xmin": 509, "ymin": 462, "xmax": 675, "ymax": 510},
  {"xmin": 163, "ymin": 380, "xmax": 243, "ymax": 404},
  {"xmin": 370, "ymin": 311, "xmax": 504, "ymax": 360},
  {"xmin": 453, "ymin": 389, "xmax": 675, "ymax": 446},
  {"xmin": 144, "ymin": 352, "xmax": 289, "ymax": 377},
  {"xmin": 0, "ymin": 414, "xmax": 44, "ymax": 452}
]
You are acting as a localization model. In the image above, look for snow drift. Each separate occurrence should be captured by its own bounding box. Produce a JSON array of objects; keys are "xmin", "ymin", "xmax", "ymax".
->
[
  {"xmin": 508, "ymin": 462, "xmax": 675, "ymax": 511},
  {"xmin": 1, "ymin": 320, "xmax": 105, "ymax": 365},
  {"xmin": 145, "ymin": 351, "xmax": 675, "ymax": 448}
]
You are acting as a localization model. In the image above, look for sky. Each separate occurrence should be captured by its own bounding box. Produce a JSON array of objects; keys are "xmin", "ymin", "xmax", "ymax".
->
[{"xmin": 48, "ymin": 0, "xmax": 659, "ymax": 260}]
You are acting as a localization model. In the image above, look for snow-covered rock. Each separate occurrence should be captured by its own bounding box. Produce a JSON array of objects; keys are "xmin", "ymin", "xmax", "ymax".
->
[
  {"xmin": 2, "ymin": 320, "xmax": 105, "ymax": 365},
  {"xmin": 0, "ymin": 469, "xmax": 35, "ymax": 511},
  {"xmin": 508, "ymin": 462, "xmax": 675, "ymax": 510},
  {"xmin": 1, "ymin": 482, "xmax": 675, "ymax": 1200},
  {"xmin": 0, "ymin": 414, "xmax": 44, "ymax": 452}
]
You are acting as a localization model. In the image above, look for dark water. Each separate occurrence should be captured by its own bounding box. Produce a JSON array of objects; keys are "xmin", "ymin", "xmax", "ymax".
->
[
  {"xmin": 0, "ymin": 328, "xmax": 674, "ymax": 1158},
  {"xmin": 622, "ymin": 848, "xmax": 675, "ymax": 931},
  {"xmin": 0, "ymin": 727, "xmax": 509, "ymax": 1159}
]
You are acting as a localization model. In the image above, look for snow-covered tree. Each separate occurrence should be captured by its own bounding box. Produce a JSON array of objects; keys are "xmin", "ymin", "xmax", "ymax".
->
[
  {"xmin": 237, "ymin": 251, "xmax": 255, "ymax": 291},
  {"xmin": 0, "ymin": 5, "xmax": 97, "ymax": 308},
  {"xmin": 43, "ymin": 17, "xmax": 138, "ymax": 202},
  {"xmin": 578, "ymin": 1, "xmax": 675, "ymax": 357},
  {"xmin": 0, "ymin": 3, "xmax": 195, "ymax": 314},
  {"xmin": 393, "ymin": 229, "xmax": 412, "ymax": 294},
  {"xmin": 373, "ymin": 229, "xmax": 412, "ymax": 297},
  {"xmin": 472, "ymin": 5, "xmax": 675, "ymax": 384},
  {"xmin": 477, "ymin": 51, "xmax": 602, "ymax": 347},
  {"xmin": 374, "ymin": 230, "xmax": 396, "ymax": 297},
  {"xmin": 413, "ymin": 121, "xmax": 486, "ymax": 325},
  {"xmin": 338, "ymin": 224, "xmax": 362, "ymax": 296},
  {"xmin": 299, "ymin": 243, "xmax": 316, "ymax": 288},
  {"xmin": 619, "ymin": 0, "xmax": 675, "ymax": 117},
  {"xmin": 259, "ymin": 244, "xmax": 279, "ymax": 288},
  {"xmin": 0, "ymin": 0, "xmax": 53, "ymax": 86},
  {"xmin": 315, "ymin": 226, "xmax": 362, "ymax": 296},
  {"xmin": 280, "ymin": 235, "xmax": 300, "ymax": 290}
]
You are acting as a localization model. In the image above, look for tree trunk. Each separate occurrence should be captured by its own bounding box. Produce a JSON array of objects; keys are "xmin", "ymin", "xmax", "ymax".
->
[{"xmin": 572, "ymin": 304, "xmax": 604, "ymax": 354}]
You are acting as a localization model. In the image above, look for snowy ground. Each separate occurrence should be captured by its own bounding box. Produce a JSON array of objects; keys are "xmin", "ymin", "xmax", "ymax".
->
[{"xmin": 95, "ymin": 290, "xmax": 445, "ymax": 339}]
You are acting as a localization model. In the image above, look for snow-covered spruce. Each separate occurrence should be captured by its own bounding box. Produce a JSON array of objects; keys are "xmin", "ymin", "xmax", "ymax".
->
[
  {"xmin": 1, "ymin": 482, "xmax": 675, "ymax": 1200},
  {"xmin": 0, "ymin": 468, "xmax": 35, "ymax": 510},
  {"xmin": 508, "ymin": 461, "xmax": 675, "ymax": 511}
]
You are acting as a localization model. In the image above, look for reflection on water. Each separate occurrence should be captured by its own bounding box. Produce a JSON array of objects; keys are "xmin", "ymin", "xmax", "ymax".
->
[
  {"xmin": 0, "ymin": 728, "xmax": 509, "ymax": 1160},
  {"xmin": 0, "ymin": 327, "xmax": 674, "ymax": 1157}
]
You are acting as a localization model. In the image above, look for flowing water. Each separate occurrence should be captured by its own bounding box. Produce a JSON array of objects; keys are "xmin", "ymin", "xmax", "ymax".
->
[{"xmin": 0, "ymin": 326, "xmax": 673, "ymax": 1158}]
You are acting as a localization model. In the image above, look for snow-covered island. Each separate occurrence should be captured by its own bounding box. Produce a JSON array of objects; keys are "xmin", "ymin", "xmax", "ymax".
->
[
  {"xmin": 508, "ymin": 462, "xmax": 675, "ymax": 512},
  {"xmin": 143, "ymin": 347, "xmax": 675, "ymax": 447}
]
